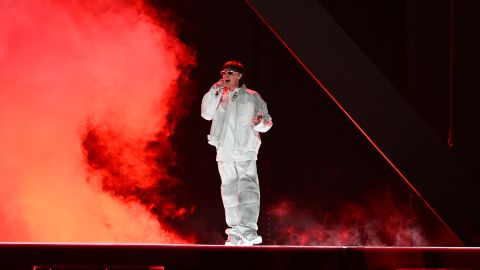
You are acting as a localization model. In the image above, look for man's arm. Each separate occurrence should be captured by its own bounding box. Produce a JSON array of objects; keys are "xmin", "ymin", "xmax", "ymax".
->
[
  {"xmin": 253, "ymin": 93, "xmax": 273, "ymax": 133},
  {"xmin": 201, "ymin": 85, "xmax": 223, "ymax": 120}
]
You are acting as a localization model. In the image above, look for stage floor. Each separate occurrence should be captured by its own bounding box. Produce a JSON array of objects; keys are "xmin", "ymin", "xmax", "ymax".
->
[{"xmin": 1, "ymin": 243, "xmax": 480, "ymax": 269}]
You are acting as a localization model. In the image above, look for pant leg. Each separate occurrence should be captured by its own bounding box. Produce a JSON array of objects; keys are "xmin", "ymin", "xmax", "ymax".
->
[
  {"xmin": 217, "ymin": 161, "xmax": 240, "ymax": 233},
  {"xmin": 235, "ymin": 160, "xmax": 260, "ymax": 236}
]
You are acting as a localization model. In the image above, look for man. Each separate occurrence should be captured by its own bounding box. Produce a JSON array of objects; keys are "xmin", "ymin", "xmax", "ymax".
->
[{"xmin": 201, "ymin": 60, "xmax": 272, "ymax": 246}]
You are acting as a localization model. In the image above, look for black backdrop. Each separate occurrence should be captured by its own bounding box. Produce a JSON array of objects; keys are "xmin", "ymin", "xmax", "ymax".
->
[{"xmin": 148, "ymin": 0, "xmax": 480, "ymax": 245}]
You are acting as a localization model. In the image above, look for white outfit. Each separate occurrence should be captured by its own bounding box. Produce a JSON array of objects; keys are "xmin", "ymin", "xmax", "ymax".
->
[{"xmin": 201, "ymin": 84, "xmax": 272, "ymax": 242}]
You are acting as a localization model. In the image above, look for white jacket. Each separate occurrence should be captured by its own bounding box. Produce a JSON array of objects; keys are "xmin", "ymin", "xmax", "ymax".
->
[{"xmin": 201, "ymin": 84, "xmax": 272, "ymax": 153}]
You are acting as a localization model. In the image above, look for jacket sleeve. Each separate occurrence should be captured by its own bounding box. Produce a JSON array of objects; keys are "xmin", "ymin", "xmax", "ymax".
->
[
  {"xmin": 201, "ymin": 86, "xmax": 222, "ymax": 120},
  {"xmin": 253, "ymin": 93, "xmax": 273, "ymax": 133}
]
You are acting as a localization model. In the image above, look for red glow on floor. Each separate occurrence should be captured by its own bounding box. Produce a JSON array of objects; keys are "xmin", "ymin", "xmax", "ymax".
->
[
  {"xmin": 269, "ymin": 194, "xmax": 427, "ymax": 246},
  {"xmin": 0, "ymin": 0, "xmax": 194, "ymax": 243}
]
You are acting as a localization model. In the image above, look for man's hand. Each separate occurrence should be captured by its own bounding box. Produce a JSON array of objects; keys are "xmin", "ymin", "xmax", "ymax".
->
[
  {"xmin": 252, "ymin": 112, "xmax": 263, "ymax": 126},
  {"xmin": 214, "ymin": 79, "xmax": 226, "ymax": 96},
  {"xmin": 214, "ymin": 79, "xmax": 226, "ymax": 89}
]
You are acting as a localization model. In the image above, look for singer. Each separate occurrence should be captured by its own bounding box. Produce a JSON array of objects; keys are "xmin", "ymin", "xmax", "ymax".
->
[{"xmin": 201, "ymin": 60, "xmax": 273, "ymax": 246}]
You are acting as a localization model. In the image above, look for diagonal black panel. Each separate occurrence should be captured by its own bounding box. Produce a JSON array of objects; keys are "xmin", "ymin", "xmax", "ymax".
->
[{"xmin": 244, "ymin": 0, "xmax": 480, "ymax": 245}]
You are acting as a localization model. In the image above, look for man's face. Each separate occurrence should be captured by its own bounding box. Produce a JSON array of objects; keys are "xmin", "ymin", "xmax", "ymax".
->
[{"xmin": 221, "ymin": 69, "xmax": 242, "ymax": 88}]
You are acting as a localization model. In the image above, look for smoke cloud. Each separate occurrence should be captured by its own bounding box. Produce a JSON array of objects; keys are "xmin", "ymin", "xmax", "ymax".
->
[
  {"xmin": 0, "ymin": 0, "xmax": 194, "ymax": 242},
  {"xmin": 268, "ymin": 193, "xmax": 428, "ymax": 246}
]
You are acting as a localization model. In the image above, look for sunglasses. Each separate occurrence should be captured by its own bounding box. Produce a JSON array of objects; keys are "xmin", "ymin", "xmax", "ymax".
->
[{"xmin": 220, "ymin": 70, "xmax": 236, "ymax": 76}]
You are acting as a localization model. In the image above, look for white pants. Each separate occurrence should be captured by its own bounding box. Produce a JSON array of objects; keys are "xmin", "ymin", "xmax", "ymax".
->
[{"xmin": 217, "ymin": 160, "xmax": 260, "ymax": 238}]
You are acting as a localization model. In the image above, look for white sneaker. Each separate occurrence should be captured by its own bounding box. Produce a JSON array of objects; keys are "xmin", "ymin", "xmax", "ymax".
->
[
  {"xmin": 225, "ymin": 229, "xmax": 242, "ymax": 246},
  {"xmin": 225, "ymin": 235, "xmax": 240, "ymax": 246},
  {"xmin": 238, "ymin": 233, "xmax": 262, "ymax": 246}
]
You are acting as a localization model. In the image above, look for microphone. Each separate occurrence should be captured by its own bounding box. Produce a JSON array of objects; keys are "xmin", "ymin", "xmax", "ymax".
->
[
  {"xmin": 215, "ymin": 79, "xmax": 230, "ymax": 96},
  {"xmin": 215, "ymin": 79, "xmax": 225, "ymax": 96}
]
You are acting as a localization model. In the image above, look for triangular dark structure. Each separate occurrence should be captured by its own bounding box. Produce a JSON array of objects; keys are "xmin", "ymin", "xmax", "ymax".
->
[{"xmin": 245, "ymin": 0, "xmax": 480, "ymax": 245}]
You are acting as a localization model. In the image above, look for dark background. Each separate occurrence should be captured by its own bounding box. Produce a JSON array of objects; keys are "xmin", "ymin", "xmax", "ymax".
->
[{"xmin": 149, "ymin": 0, "xmax": 480, "ymax": 245}]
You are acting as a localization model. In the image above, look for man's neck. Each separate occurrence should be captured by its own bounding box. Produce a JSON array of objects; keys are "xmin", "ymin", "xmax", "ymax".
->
[{"xmin": 227, "ymin": 84, "xmax": 240, "ymax": 91}]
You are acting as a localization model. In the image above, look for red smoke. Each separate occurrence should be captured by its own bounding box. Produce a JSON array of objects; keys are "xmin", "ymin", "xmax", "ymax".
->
[
  {"xmin": 269, "ymin": 194, "xmax": 428, "ymax": 246},
  {"xmin": 0, "ymin": 0, "xmax": 194, "ymax": 242}
]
